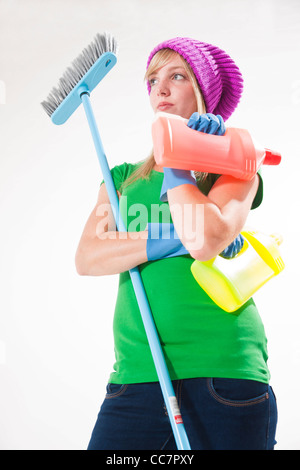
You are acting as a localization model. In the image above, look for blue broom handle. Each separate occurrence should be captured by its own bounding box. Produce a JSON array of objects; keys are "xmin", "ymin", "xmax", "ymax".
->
[{"xmin": 80, "ymin": 91, "xmax": 191, "ymax": 451}]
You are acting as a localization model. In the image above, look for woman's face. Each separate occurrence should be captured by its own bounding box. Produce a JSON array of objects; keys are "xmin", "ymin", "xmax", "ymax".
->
[{"xmin": 148, "ymin": 54, "xmax": 198, "ymax": 119}]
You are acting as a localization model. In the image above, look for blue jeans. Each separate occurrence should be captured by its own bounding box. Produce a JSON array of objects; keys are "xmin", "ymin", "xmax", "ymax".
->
[{"xmin": 87, "ymin": 378, "xmax": 277, "ymax": 450}]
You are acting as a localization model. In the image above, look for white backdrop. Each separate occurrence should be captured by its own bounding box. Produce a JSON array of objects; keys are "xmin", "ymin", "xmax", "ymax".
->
[{"xmin": 0, "ymin": 0, "xmax": 299, "ymax": 450}]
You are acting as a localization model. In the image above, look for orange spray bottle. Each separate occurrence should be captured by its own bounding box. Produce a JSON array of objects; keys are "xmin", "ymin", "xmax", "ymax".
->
[{"xmin": 152, "ymin": 112, "xmax": 281, "ymax": 180}]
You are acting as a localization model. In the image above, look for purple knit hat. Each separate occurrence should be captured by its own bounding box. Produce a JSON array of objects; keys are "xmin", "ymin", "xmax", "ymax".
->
[{"xmin": 146, "ymin": 37, "xmax": 243, "ymax": 121}]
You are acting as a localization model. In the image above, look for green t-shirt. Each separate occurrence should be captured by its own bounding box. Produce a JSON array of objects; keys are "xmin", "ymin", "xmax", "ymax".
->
[{"xmin": 102, "ymin": 163, "xmax": 269, "ymax": 384}]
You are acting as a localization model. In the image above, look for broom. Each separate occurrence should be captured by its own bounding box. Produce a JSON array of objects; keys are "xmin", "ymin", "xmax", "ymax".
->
[{"xmin": 41, "ymin": 32, "xmax": 191, "ymax": 450}]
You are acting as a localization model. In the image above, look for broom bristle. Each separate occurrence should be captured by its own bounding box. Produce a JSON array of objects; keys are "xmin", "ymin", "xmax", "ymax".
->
[{"xmin": 41, "ymin": 32, "xmax": 118, "ymax": 117}]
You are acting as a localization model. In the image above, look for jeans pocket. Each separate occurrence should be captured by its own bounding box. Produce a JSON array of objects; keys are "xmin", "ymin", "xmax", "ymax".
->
[
  {"xmin": 208, "ymin": 378, "xmax": 269, "ymax": 407},
  {"xmin": 105, "ymin": 383, "xmax": 129, "ymax": 399}
]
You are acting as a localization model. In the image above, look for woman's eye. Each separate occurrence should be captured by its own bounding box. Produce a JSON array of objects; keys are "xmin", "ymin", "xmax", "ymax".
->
[
  {"xmin": 173, "ymin": 73, "xmax": 185, "ymax": 80},
  {"xmin": 149, "ymin": 78, "xmax": 158, "ymax": 86}
]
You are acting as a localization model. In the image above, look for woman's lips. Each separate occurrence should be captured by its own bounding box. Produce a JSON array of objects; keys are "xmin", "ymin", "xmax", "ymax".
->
[{"xmin": 157, "ymin": 102, "xmax": 174, "ymax": 111}]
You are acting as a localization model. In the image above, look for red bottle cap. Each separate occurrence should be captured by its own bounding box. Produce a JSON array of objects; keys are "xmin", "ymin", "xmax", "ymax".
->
[{"xmin": 264, "ymin": 149, "xmax": 281, "ymax": 165}]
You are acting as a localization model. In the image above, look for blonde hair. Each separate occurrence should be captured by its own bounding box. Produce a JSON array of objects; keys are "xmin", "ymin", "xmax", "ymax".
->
[{"xmin": 121, "ymin": 49, "xmax": 207, "ymax": 191}]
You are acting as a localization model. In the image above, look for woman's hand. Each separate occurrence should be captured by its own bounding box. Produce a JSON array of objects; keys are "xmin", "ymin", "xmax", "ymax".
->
[
  {"xmin": 219, "ymin": 233, "xmax": 244, "ymax": 259},
  {"xmin": 146, "ymin": 223, "xmax": 188, "ymax": 261},
  {"xmin": 187, "ymin": 112, "xmax": 226, "ymax": 136}
]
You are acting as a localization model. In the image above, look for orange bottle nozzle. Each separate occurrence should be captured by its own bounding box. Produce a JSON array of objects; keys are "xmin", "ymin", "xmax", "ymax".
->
[{"xmin": 264, "ymin": 149, "xmax": 282, "ymax": 165}]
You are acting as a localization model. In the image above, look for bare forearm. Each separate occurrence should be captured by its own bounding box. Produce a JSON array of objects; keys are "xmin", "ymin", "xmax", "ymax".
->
[
  {"xmin": 167, "ymin": 174, "xmax": 259, "ymax": 261},
  {"xmin": 167, "ymin": 185, "xmax": 228, "ymax": 259},
  {"xmin": 76, "ymin": 231, "xmax": 148, "ymax": 276}
]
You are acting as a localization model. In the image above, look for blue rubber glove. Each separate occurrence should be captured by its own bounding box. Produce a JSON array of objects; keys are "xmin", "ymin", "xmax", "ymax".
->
[
  {"xmin": 187, "ymin": 112, "xmax": 226, "ymax": 136},
  {"xmin": 146, "ymin": 222, "xmax": 189, "ymax": 261},
  {"xmin": 219, "ymin": 234, "xmax": 244, "ymax": 259},
  {"xmin": 160, "ymin": 168, "xmax": 197, "ymax": 202}
]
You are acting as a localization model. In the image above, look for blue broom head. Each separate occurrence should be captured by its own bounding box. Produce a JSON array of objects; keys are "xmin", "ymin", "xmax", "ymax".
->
[{"xmin": 41, "ymin": 32, "xmax": 118, "ymax": 125}]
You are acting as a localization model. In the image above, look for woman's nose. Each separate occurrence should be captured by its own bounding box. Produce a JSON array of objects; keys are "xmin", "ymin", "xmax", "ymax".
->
[{"xmin": 157, "ymin": 79, "xmax": 170, "ymax": 96}]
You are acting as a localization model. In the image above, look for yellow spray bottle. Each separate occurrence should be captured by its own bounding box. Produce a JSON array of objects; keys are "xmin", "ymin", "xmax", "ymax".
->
[{"xmin": 191, "ymin": 230, "xmax": 285, "ymax": 313}]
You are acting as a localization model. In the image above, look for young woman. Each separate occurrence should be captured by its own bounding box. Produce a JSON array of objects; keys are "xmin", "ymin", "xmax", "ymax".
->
[{"xmin": 76, "ymin": 37, "xmax": 277, "ymax": 450}]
